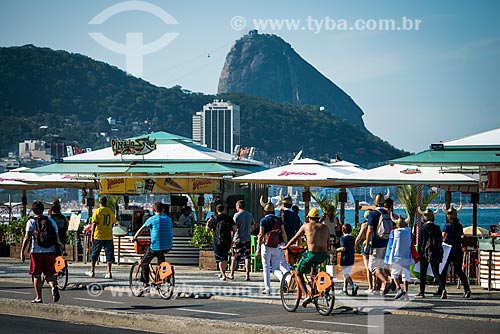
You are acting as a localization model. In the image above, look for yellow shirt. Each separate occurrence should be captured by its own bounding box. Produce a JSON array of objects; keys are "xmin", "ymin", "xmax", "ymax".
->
[{"xmin": 92, "ymin": 207, "xmax": 116, "ymax": 240}]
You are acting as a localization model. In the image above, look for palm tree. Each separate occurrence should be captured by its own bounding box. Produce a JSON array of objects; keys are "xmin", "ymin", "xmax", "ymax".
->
[
  {"xmin": 311, "ymin": 191, "xmax": 339, "ymax": 219},
  {"xmin": 396, "ymin": 185, "xmax": 438, "ymax": 228}
]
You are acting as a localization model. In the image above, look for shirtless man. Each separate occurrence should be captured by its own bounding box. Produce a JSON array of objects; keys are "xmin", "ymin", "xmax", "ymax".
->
[{"xmin": 281, "ymin": 208, "xmax": 330, "ymax": 306}]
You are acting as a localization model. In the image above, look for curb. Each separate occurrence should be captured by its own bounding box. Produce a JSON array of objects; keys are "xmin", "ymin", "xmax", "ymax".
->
[
  {"xmin": 389, "ymin": 309, "xmax": 500, "ymax": 323},
  {"xmin": 0, "ymin": 297, "xmax": 335, "ymax": 334}
]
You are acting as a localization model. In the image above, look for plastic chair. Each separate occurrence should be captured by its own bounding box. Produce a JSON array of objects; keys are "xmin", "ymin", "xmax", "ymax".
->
[{"xmin": 250, "ymin": 235, "xmax": 262, "ymax": 272}]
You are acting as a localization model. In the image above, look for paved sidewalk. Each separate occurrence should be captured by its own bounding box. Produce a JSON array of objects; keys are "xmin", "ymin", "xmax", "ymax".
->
[{"xmin": 1, "ymin": 257, "xmax": 499, "ymax": 322}]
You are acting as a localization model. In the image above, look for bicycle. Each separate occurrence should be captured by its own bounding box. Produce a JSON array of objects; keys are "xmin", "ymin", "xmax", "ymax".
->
[
  {"xmin": 38, "ymin": 254, "xmax": 68, "ymax": 290},
  {"xmin": 280, "ymin": 245, "xmax": 335, "ymax": 316},
  {"xmin": 129, "ymin": 243, "xmax": 175, "ymax": 299}
]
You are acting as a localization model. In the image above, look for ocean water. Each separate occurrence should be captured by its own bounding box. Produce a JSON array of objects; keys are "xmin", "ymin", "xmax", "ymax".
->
[{"xmin": 298, "ymin": 207, "xmax": 500, "ymax": 231}]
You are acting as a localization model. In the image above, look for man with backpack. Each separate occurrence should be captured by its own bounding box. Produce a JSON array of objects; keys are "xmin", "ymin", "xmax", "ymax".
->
[
  {"xmin": 416, "ymin": 209, "xmax": 446, "ymax": 299},
  {"xmin": 256, "ymin": 200, "xmax": 288, "ymax": 294},
  {"xmin": 365, "ymin": 196, "xmax": 394, "ymax": 295},
  {"xmin": 49, "ymin": 200, "xmax": 68, "ymax": 256},
  {"xmin": 206, "ymin": 204, "xmax": 237, "ymax": 281},
  {"xmin": 20, "ymin": 201, "xmax": 62, "ymax": 303}
]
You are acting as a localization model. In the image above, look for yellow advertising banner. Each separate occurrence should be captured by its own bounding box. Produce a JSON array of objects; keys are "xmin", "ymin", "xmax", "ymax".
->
[{"xmin": 100, "ymin": 177, "xmax": 220, "ymax": 194}]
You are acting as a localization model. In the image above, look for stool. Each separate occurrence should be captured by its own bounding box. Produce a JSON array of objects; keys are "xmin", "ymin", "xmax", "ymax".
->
[{"xmin": 250, "ymin": 235, "xmax": 262, "ymax": 272}]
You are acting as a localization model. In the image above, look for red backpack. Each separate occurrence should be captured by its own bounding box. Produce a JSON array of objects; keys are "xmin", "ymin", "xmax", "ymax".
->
[{"xmin": 263, "ymin": 216, "xmax": 281, "ymax": 248}]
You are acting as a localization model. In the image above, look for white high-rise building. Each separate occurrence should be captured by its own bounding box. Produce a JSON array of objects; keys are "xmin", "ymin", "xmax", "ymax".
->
[{"xmin": 192, "ymin": 99, "xmax": 240, "ymax": 154}]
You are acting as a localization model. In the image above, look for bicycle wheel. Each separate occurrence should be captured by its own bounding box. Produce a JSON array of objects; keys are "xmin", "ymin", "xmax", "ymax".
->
[
  {"xmin": 157, "ymin": 273, "xmax": 175, "ymax": 300},
  {"xmin": 56, "ymin": 263, "xmax": 68, "ymax": 290},
  {"xmin": 314, "ymin": 287, "xmax": 335, "ymax": 316},
  {"xmin": 280, "ymin": 271, "xmax": 300, "ymax": 312},
  {"xmin": 129, "ymin": 262, "xmax": 144, "ymax": 297}
]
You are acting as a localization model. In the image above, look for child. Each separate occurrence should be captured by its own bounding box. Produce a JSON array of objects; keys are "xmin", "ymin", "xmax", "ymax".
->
[
  {"xmin": 338, "ymin": 223, "xmax": 358, "ymax": 296},
  {"xmin": 384, "ymin": 216, "xmax": 413, "ymax": 300}
]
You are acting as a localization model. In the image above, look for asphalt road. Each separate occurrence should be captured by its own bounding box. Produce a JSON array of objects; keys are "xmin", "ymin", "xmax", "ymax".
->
[
  {"xmin": 0, "ymin": 314, "xmax": 152, "ymax": 334},
  {"xmin": 0, "ymin": 281, "xmax": 498, "ymax": 334}
]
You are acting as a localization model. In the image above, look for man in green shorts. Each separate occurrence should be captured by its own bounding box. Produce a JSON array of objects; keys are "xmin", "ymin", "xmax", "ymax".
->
[{"xmin": 281, "ymin": 208, "xmax": 330, "ymax": 306}]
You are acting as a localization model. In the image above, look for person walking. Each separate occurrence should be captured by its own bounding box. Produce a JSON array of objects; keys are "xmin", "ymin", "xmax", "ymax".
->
[
  {"xmin": 338, "ymin": 223, "xmax": 358, "ymax": 296},
  {"xmin": 206, "ymin": 204, "xmax": 237, "ymax": 281},
  {"xmin": 133, "ymin": 202, "xmax": 173, "ymax": 288},
  {"xmin": 86, "ymin": 196, "xmax": 116, "ymax": 279},
  {"xmin": 257, "ymin": 200, "xmax": 289, "ymax": 294},
  {"xmin": 228, "ymin": 200, "xmax": 255, "ymax": 281},
  {"xmin": 438, "ymin": 206, "xmax": 471, "ymax": 298},
  {"xmin": 354, "ymin": 210, "xmax": 374, "ymax": 292},
  {"xmin": 20, "ymin": 201, "xmax": 61, "ymax": 303},
  {"xmin": 49, "ymin": 200, "xmax": 68, "ymax": 256},
  {"xmin": 384, "ymin": 215, "xmax": 413, "ymax": 300},
  {"xmin": 364, "ymin": 195, "xmax": 394, "ymax": 294},
  {"xmin": 416, "ymin": 209, "xmax": 446, "ymax": 298}
]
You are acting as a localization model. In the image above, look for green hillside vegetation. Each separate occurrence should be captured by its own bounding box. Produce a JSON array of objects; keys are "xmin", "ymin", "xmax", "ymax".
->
[{"xmin": 0, "ymin": 45, "xmax": 408, "ymax": 167}]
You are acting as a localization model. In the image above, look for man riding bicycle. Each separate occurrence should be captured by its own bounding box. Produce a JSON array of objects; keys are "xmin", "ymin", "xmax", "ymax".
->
[
  {"xmin": 133, "ymin": 202, "xmax": 173, "ymax": 287},
  {"xmin": 280, "ymin": 208, "xmax": 330, "ymax": 306}
]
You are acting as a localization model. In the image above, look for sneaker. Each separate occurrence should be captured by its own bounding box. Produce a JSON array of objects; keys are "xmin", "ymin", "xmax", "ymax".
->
[
  {"xmin": 219, "ymin": 276, "xmax": 226, "ymax": 281},
  {"xmin": 414, "ymin": 292, "xmax": 425, "ymax": 298},
  {"xmin": 31, "ymin": 298, "xmax": 42, "ymax": 304},
  {"xmin": 432, "ymin": 290, "xmax": 442, "ymax": 297},
  {"xmin": 351, "ymin": 284, "xmax": 359, "ymax": 297},
  {"xmin": 394, "ymin": 289, "xmax": 406, "ymax": 300},
  {"xmin": 383, "ymin": 281, "xmax": 395, "ymax": 295},
  {"xmin": 262, "ymin": 289, "xmax": 270, "ymax": 295},
  {"xmin": 104, "ymin": 273, "xmax": 112, "ymax": 279},
  {"xmin": 441, "ymin": 290, "xmax": 447, "ymax": 299},
  {"xmin": 464, "ymin": 290, "xmax": 471, "ymax": 299},
  {"xmin": 226, "ymin": 275, "xmax": 234, "ymax": 280},
  {"xmin": 52, "ymin": 286, "xmax": 60, "ymax": 303},
  {"xmin": 340, "ymin": 290, "xmax": 348, "ymax": 296},
  {"xmin": 302, "ymin": 296, "xmax": 312, "ymax": 307},
  {"xmin": 85, "ymin": 271, "xmax": 94, "ymax": 278}
]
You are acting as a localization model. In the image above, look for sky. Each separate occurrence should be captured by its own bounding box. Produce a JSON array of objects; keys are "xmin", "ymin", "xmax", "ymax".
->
[{"xmin": 1, "ymin": 0, "xmax": 499, "ymax": 154}]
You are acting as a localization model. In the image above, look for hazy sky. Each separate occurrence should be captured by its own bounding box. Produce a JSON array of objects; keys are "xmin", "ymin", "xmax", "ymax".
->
[{"xmin": 1, "ymin": 0, "xmax": 499, "ymax": 154}]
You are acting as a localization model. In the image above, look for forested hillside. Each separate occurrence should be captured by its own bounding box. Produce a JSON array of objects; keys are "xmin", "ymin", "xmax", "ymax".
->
[{"xmin": 0, "ymin": 45, "xmax": 407, "ymax": 166}]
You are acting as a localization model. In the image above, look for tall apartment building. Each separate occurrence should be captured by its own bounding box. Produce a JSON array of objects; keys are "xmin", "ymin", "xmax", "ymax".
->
[{"xmin": 192, "ymin": 99, "xmax": 240, "ymax": 154}]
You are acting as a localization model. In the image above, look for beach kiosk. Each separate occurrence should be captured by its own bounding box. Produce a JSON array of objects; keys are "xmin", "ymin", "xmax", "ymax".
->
[{"xmin": 26, "ymin": 131, "xmax": 267, "ymax": 264}]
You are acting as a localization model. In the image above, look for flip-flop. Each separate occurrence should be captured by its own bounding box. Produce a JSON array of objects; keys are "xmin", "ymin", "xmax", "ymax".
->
[
  {"xmin": 52, "ymin": 286, "xmax": 60, "ymax": 303},
  {"xmin": 31, "ymin": 299, "xmax": 43, "ymax": 304}
]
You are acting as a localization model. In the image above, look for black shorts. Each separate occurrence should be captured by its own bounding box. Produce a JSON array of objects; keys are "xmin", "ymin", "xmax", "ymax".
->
[
  {"xmin": 231, "ymin": 241, "xmax": 251, "ymax": 261},
  {"xmin": 214, "ymin": 244, "xmax": 230, "ymax": 263}
]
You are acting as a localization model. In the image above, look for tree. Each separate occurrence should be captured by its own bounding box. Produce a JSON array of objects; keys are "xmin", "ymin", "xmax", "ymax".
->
[{"xmin": 396, "ymin": 185, "xmax": 438, "ymax": 228}]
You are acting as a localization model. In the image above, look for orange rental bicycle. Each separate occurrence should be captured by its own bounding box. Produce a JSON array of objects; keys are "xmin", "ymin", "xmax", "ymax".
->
[
  {"xmin": 39, "ymin": 254, "xmax": 68, "ymax": 290},
  {"xmin": 129, "ymin": 242, "xmax": 175, "ymax": 299},
  {"xmin": 280, "ymin": 245, "xmax": 335, "ymax": 316}
]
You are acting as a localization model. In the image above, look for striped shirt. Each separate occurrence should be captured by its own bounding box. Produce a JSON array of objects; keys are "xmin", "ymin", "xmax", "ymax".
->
[{"xmin": 144, "ymin": 214, "xmax": 173, "ymax": 251}]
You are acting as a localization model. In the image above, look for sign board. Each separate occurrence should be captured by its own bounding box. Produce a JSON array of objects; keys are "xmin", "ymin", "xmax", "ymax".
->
[
  {"xmin": 100, "ymin": 177, "xmax": 220, "ymax": 194},
  {"xmin": 68, "ymin": 213, "xmax": 82, "ymax": 231},
  {"xmin": 479, "ymin": 171, "xmax": 500, "ymax": 192},
  {"xmin": 111, "ymin": 136, "xmax": 157, "ymax": 156}
]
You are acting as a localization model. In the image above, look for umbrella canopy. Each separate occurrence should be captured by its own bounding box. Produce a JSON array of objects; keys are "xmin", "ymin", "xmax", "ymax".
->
[
  {"xmin": 390, "ymin": 127, "xmax": 500, "ymax": 171},
  {"xmin": 232, "ymin": 158, "xmax": 357, "ymax": 187},
  {"xmin": 0, "ymin": 167, "xmax": 95, "ymax": 189},
  {"xmin": 336, "ymin": 164, "xmax": 478, "ymax": 192},
  {"xmin": 463, "ymin": 225, "xmax": 489, "ymax": 236}
]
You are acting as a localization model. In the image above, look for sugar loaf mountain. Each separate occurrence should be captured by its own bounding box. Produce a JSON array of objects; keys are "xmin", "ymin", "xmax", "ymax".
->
[
  {"xmin": 0, "ymin": 37, "xmax": 407, "ymax": 167},
  {"xmin": 219, "ymin": 30, "xmax": 365, "ymax": 129}
]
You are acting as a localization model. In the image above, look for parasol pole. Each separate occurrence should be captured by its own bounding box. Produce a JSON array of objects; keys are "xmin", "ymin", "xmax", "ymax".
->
[
  {"xmin": 303, "ymin": 186, "xmax": 310, "ymax": 221},
  {"xmin": 415, "ymin": 184, "xmax": 423, "ymax": 246},
  {"xmin": 471, "ymin": 193, "xmax": 479, "ymax": 236},
  {"xmin": 21, "ymin": 190, "xmax": 27, "ymax": 217}
]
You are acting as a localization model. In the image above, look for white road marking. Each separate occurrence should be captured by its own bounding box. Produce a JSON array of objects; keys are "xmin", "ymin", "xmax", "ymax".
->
[
  {"xmin": 0, "ymin": 289, "xmax": 30, "ymax": 295},
  {"xmin": 304, "ymin": 320, "xmax": 379, "ymax": 328},
  {"xmin": 177, "ymin": 308, "xmax": 239, "ymax": 316},
  {"xmin": 73, "ymin": 297, "xmax": 124, "ymax": 304}
]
